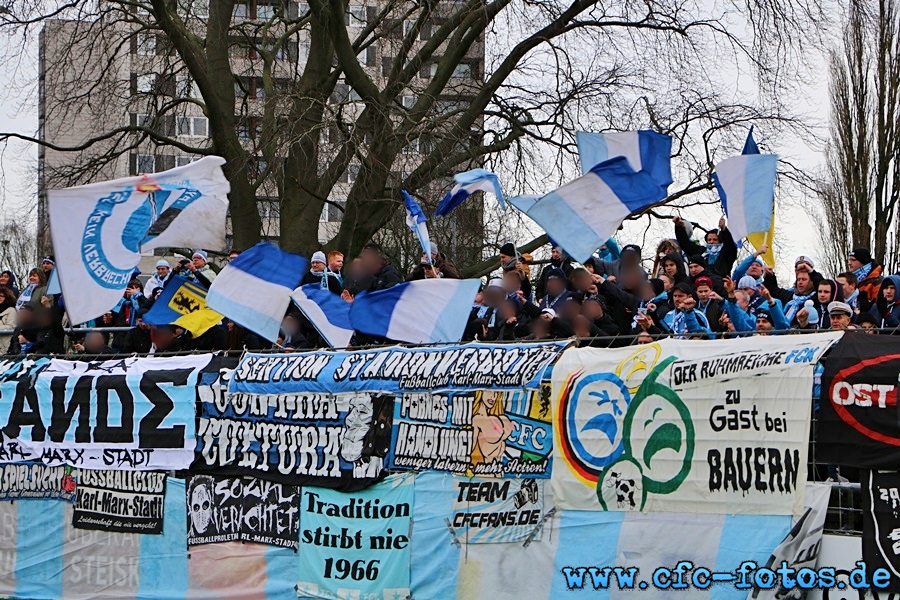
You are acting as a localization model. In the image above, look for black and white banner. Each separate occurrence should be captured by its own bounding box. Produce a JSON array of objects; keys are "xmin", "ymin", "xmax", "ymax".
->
[
  {"xmin": 0, "ymin": 462, "xmax": 78, "ymax": 501},
  {"xmin": 73, "ymin": 470, "xmax": 166, "ymax": 534},
  {"xmin": 186, "ymin": 475, "xmax": 300, "ymax": 549},
  {"xmin": 864, "ymin": 470, "xmax": 900, "ymax": 592}
]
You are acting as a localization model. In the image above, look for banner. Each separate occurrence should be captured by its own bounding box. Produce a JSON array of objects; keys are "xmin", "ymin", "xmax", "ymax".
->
[
  {"xmin": 229, "ymin": 342, "xmax": 566, "ymax": 395},
  {"xmin": 298, "ymin": 474, "xmax": 413, "ymax": 600},
  {"xmin": 187, "ymin": 475, "xmax": 300, "ymax": 550},
  {"xmin": 195, "ymin": 367, "xmax": 392, "ymax": 490},
  {"xmin": 450, "ymin": 477, "xmax": 543, "ymax": 544},
  {"xmin": 0, "ymin": 354, "xmax": 212, "ymax": 471},
  {"xmin": 410, "ymin": 472, "xmax": 792, "ymax": 600},
  {"xmin": 552, "ymin": 333, "xmax": 839, "ymax": 514},
  {"xmin": 0, "ymin": 462, "xmax": 77, "ymax": 501},
  {"xmin": 387, "ymin": 386, "xmax": 552, "ymax": 478},
  {"xmin": 73, "ymin": 470, "xmax": 166, "ymax": 534},
  {"xmin": 47, "ymin": 156, "xmax": 230, "ymax": 324},
  {"xmin": 863, "ymin": 470, "xmax": 900, "ymax": 593},
  {"xmin": 750, "ymin": 483, "xmax": 831, "ymax": 599},
  {"xmin": 818, "ymin": 334, "xmax": 900, "ymax": 468}
]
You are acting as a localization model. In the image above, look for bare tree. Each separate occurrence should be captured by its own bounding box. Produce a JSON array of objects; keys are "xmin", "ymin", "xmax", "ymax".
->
[
  {"xmin": 1, "ymin": 0, "xmax": 831, "ymax": 269},
  {"xmin": 818, "ymin": 0, "xmax": 900, "ymax": 273}
]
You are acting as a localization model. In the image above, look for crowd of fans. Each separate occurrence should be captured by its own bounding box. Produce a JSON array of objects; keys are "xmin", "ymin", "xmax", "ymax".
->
[{"xmin": 2, "ymin": 215, "xmax": 895, "ymax": 356}]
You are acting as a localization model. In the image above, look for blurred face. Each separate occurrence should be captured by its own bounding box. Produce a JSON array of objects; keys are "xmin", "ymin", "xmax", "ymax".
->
[
  {"xmin": 848, "ymin": 256, "xmax": 863, "ymax": 271},
  {"xmin": 281, "ymin": 316, "xmax": 299, "ymax": 337},
  {"xmin": 817, "ymin": 283, "xmax": 832, "ymax": 305},
  {"xmin": 559, "ymin": 300, "xmax": 581, "ymax": 322},
  {"xmin": 156, "ymin": 266, "xmax": 169, "ymax": 278},
  {"xmin": 84, "ymin": 332, "xmax": 107, "ymax": 353},
  {"xmin": 360, "ymin": 249, "xmax": 381, "ymax": 272},
  {"xmin": 311, "ymin": 261, "xmax": 325, "ymax": 273},
  {"xmin": 837, "ymin": 276, "xmax": 855, "ymax": 298},
  {"xmin": 192, "ymin": 256, "xmax": 206, "ymax": 269},
  {"xmin": 830, "ymin": 313, "xmax": 851, "ymax": 330},
  {"xmin": 551, "ymin": 248, "xmax": 561, "ymax": 261},
  {"xmin": 582, "ymin": 299, "xmax": 603, "ymax": 319},
  {"xmin": 483, "ymin": 287, "xmax": 505, "ymax": 307},
  {"xmin": 547, "ymin": 276, "xmax": 565, "ymax": 297},
  {"xmin": 795, "ymin": 271, "xmax": 812, "ymax": 294},
  {"xmin": 502, "ymin": 272, "xmax": 520, "ymax": 293},
  {"xmin": 572, "ymin": 272, "xmax": 591, "ymax": 293},
  {"xmin": 688, "ymin": 263, "xmax": 703, "ymax": 277},
  {"xmin": 664, "ymin": 260, "xmax": 678, "ymax": 277},
  {"xmin": 573, "ymin": 316, "xmax": 592, "ymax": 338},
  {"xmin": 498, "ymin": 300, "xmax": 518, "ymax": 320},
  {"xmin": 619, "ymin": 267, "xmax": 641, "ymax": 291},
  {"xmin": 329, "ymin": 255, "xmax": 344, "ymax": 271},
  {"xmin": 621, "ymin": 251, "xmax": 640, "ymax": 268},
  {"xmin": 696, "ymin": 284, "xmax": 711, "ymax": 302},
  {"xmin": 885, "ymin": 284, "xmax": 896, "ymax": 303},
  {"xmin": 152, "ymin": 327, "xmax": 176, "ymax": 351},
  {"xmin": 747, "ymin": 261, "xmax": 763, "ymax": 278}
]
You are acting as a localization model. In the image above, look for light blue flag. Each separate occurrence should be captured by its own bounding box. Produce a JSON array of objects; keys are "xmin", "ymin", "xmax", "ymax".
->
[
  {"xmin": 575, "ymin": 130, "xmax": 673, "ymax": 194},
  {"xmin": 712, "ymin": 153, "xmax": 778, "ymax": 241},
  {"xmin": 742, "ymin": 125, "xmax": 760, "ymax": 155},
  {"xmin": 435, "ymin": 168, "xmax": 506, "ymax": 216},
  {"xmin": 206, "ymin": 242, "xmax": 307, "ymax": 342},
  {"xmin": 291, "ymin": 283, "xmax": 354, "ymax": 348},
  {"xmin": 46, "ymin": 267, "xmax": 61, "ymax": 296},
  {"xmin": 349, "ymin": 278, "xmax": 480, "ymax": 343},
  {"xmin": 403, "ymin": 190, "xmax": 432, "ymax": 262},
  {"xmin": 525, "ymin": 156, "xmax": 664, "ymax": 263}
]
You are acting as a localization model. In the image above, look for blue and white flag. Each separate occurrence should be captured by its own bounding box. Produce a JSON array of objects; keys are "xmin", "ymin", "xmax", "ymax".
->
[
  {"xmin": 349, "ymin": 279, "xmax": 480, "ymax": 343},
  {"xmin": 206, "ymin": 242, "xmax": 307, "ymax": 342},
  {"xmin": 575, "ymin": 130, "xmax": 673, "ymax": 194},
  {"xmin": 712, "ymin": 153, "xmax": 778, "ymax": 241},
  {"xmin": 435, "ymin": 168, "xmax": 506, "ymax": 216},
  {"xmin": 290, "ymin": 283, "xmax": 354, "ymax": 348},
  {"xmin": 47, "ymin": 156, "xmax": 230, "ymax": 324},
  {"xmin": 403, "ymin": 190, "xmax": 432, "ymax": 262},
  {"xmin": 525, "ymin": 156, "xmax": 663, "ymax": 263}
]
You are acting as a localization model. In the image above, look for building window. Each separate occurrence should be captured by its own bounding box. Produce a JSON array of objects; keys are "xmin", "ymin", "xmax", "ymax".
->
[
  {"xmin": 234, "ymin": 3, "xmax": 250, "ymax": 18},
  {"xmin": 177, "ymin": 116, "xmax": 208, "ymax": 137},
  {"xmin": 257, "ymin": 3, "xmax": 277, "ymax": 19},
  {"xmin": 176, "ymin": 75, "xmax": 201, "ymax": 98},
  {"xmin": 136, "ymin": 74, "xmax": 156, "ymax": 93},
  {"xmin": 137, "ymin": 154, "xmax": 155, "ymax": 173},
  {"xmin": 401, "ymin": 95, "xmax": 415, "ymax": 109},
  {"xmin": 176, "ymin": 156, "xmax": 197, "ymax": 167},
  {"xmin": 136, "ymin": 33, "xmax": 156, "ymax": 56},
  {"xmin": 452, "ymin": 63, "xmax": 472, "ymax": 78},
  {"xmin": 346, "ymin": 5, "xmax": 366, "ymax": 27},
  {"xmin": 403, "ymin": 20, "xmax": 416, "ymax": 37}
]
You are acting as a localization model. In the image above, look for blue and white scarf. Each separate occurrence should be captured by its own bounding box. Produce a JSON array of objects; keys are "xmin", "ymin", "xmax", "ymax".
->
[
  {"xmin": 784, "ymin": 292, "xmax": 812, "ymax": 323},
  {"xmin": 853, "ymin": 262, "xmax": 874, "ymax": 282},
  {"xmin": 309, "ymin": 269, "xmax": 340, "ymax": 290},
  {"xmin": 703, "ymin": 243, "xmax": 723, "ymax": 265}
]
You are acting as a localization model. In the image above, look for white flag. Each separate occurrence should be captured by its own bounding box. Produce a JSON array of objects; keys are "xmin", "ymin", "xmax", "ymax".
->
[{"xmin": 48, "ymin": 156, "xmax": 230, "ymax": 324}]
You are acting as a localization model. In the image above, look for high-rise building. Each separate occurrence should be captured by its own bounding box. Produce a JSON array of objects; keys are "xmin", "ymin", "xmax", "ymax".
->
[{"xmin": 38, "ymin": 0, "xmax": 485, "ymax": 269}]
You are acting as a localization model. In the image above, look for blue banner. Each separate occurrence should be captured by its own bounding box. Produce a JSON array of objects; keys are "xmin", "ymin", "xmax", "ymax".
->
[{"xmin": 229, "ymin": 342, "xmax": 567, "ymax": 395}]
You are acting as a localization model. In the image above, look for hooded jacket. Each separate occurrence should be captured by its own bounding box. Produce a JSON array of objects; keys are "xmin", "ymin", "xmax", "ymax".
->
[
  {"xmin": 661, "ymin": 252, "xmax": 689, "ymax": 287},
  {"xmin": 869, "ymin": 274, "xmax": 900, "ymax": 330},
  {"xmin": 1, "ymin": 271, "xmax": 19, "ymax": 297},
  {"xmin": 674, "ymin": 221, "xmax": 738, "ymax": 278},
  {"xmin": 811, "ymin": 279, "xmax": 844, "ymax": 330}
]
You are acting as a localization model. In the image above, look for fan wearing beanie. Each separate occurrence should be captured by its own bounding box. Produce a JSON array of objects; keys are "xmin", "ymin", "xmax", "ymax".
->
[
  {"xmin": 848, "ymin": 247, "xmax": 883, "ymax": 313},
  {"xmin": 301, "ymin": 250, "xmax": 342, "ymax": 294}
]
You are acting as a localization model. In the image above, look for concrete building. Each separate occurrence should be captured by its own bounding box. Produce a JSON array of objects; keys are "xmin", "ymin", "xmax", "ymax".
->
[{"xmin": 37, "ymin": 0, "xmax": 485, "ymax": 272}]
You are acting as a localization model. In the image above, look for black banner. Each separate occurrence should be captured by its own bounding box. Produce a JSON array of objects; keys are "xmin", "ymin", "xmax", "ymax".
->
[
  {"xmin": 187, "ymin": 475, "xmax": 300, "ymax": 549},
  {"xmin": 818, "ymin": 334, "xmax": 900, "ymax": 468},
  {"xmin": 73, "ymin": 470, "xmax": 166, "ymax": 534},
  {"xmin": 863, "ymin": 470, "xmax": 900, "ymax": 592}
]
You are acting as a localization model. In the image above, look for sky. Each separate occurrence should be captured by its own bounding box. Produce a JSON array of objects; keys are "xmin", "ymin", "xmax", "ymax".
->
[{"xmin": 0, "ymin": 2, "xmax": 835, "ymax": 277}]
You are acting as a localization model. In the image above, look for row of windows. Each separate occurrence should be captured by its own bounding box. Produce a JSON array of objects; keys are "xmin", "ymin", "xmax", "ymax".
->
[
  {"xmin": 129, "ymin": 153, "xmax": 198, "ymax": 175},
  {"xmin": 130, "ymin": 113, "xmax": 208, "ymax": 138}
]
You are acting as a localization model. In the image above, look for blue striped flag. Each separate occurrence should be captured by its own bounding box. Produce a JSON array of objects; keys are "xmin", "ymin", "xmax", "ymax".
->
[
  {"xmin": 206, "ymin": 242, "xmax": 306, "ymax": 342},
  {"xmin": 525, "ymin": 156, "xmax": 663, "ymax": 263},
  {"xmin": 435, "ymin": 168, "xmax": 506, "ymax": 216},
  {"xmin": 349, "ymin": 279, "xmax": 480, "ymax": 343},
  {"xmin": 403, "ymin": 190, "xmax": 432, "ymax": 262},
  {"xmin": 575, "ymin": 130, "xmax": 673, "ymax": 194},
  {"xmin": 291, "ymin": 284, "xmax": 354, "ymax": 348},
  {"xmin": 712, "ymin": 153, "xmax": 778, "ymax": 242}
]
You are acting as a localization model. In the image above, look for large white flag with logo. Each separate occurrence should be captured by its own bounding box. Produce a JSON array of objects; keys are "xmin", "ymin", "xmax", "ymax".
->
[{"xmin": 48, "ymin": 156, "xmax": 230, "ymax": 324}]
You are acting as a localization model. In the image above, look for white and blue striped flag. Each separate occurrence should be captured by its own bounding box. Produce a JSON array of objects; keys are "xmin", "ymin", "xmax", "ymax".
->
[
  {"xmin": 576, "ymin": 130, "xmax": 673, "ymax": 194},
  {"xmin": 349, "ymin": 279, "xmax": 480, "ymax": 343},
  {"xmin": 403, "ymin": 190, "xmax": 432, "ymax": 262},
  {"xmin": 525, "ymin": 156, "xmax": 663, "ymax": 263},
  {"xmin": 206, "ymin": 242, "xmax": 307, "ymax": 342},
  {"xmin": 434, "ymin": 168, "xmax": 506, "ymax": 216},
  {"xmin": 712, "ymin": 153, "xmax": 778, "ymax": 241},
  {"xmin": 291, "ymin": 284, "xmax": 354, "ymax": 348}
]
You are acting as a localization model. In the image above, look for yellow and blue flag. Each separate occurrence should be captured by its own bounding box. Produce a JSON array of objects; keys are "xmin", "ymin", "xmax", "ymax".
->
[{"xmin": 142, "ymin": 278, "xmax": 222, "ymax": 337}]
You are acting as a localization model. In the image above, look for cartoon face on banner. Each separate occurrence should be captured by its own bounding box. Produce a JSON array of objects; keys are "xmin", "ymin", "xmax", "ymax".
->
[
  {"xmin": 557, "ymin": 348, "xmax": 694, "ymax": 511},
  {"xmin": 189, "ymin": 476, "xmax": 214, "ymax": 536}
]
